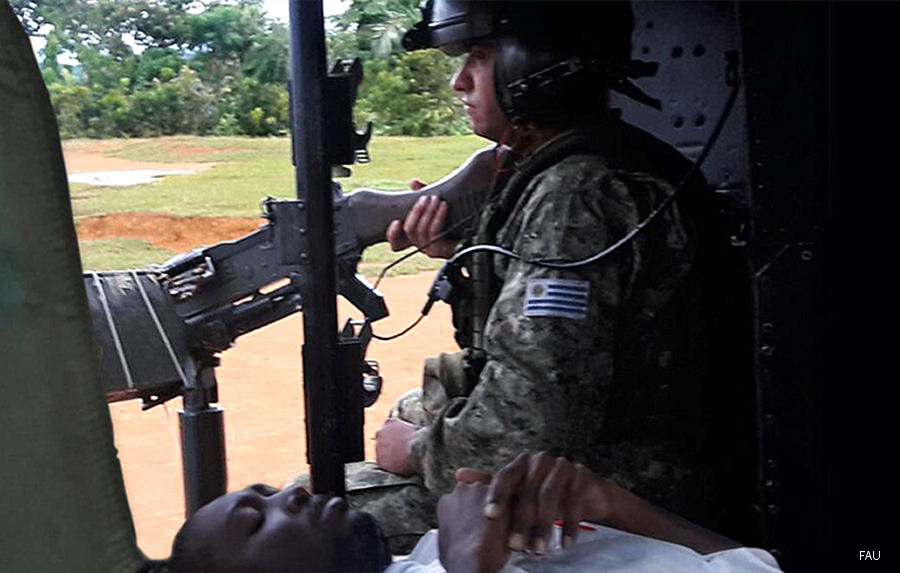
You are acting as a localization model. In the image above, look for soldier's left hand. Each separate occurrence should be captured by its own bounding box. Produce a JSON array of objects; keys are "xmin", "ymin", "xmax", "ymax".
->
[
  {"xmin": 375, "ymin": 418, "xmax": 421, "ymax": 476},
  {"xmin": 386, "ymin": 193, "xmax": 458, "ymax": 259}
]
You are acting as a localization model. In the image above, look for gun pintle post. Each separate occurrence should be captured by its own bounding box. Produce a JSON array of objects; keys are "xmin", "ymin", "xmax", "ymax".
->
[{"xmin": 290, "ymin": 0, "xmax": 347, "ymax": 497}]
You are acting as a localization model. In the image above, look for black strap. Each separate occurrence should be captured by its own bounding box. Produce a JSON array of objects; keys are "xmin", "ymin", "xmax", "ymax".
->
[{"xmin": 467, "ymin": 128, "xmax": 612, "ymax": 346}]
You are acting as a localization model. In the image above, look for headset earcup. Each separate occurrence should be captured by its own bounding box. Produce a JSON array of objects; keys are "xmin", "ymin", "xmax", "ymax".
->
[
  {"xmin": 494, "ymin": 35, "xmax": 560, "ymax": 125},
  {"xmin": 496, "ymin": 35, "xmax": 608, "ymax": 127}
]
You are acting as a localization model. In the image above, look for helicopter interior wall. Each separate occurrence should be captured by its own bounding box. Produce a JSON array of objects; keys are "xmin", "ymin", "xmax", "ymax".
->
[
  {"xmin": 611, "ymin": 1, "xmax": 751, "ymax": 205},
  {"xmin": 614, "ymin": 2, "xmax": 830, "ymax": 571},
  {"xmin": 739, "ymin": 3, "xmax": 830, "ymax": 572}
]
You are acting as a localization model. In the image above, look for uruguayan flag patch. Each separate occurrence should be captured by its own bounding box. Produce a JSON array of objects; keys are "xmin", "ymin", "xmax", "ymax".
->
[{"xmin": 524, "ymin": 279, "xmax": 590, "ymax": 320}]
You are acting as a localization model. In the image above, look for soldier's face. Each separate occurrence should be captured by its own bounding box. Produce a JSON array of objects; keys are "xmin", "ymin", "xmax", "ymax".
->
[{"xmin": 450, "ymin": 43, "xmax": 513, "ymax": 142}]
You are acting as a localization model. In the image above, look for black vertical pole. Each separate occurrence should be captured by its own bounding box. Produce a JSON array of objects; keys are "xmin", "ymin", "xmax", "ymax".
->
[
  {"xmin": 180, "ymin": 367, "xmax": 227, "ymax": 516},
  {"xmin": 288, "ymin": 0, "xmax": 345, "ymax": 496}
]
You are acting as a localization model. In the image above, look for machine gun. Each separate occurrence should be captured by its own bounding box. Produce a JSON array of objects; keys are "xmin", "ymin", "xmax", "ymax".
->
[{"xmin": 86, "ymin": 146, "xmax": 496, "ymax": 410}]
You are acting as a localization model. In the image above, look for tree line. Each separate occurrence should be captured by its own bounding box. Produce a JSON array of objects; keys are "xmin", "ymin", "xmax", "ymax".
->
[{"xmin": 12, "ymin": 0, "xmax": 468, "ymax": 138}]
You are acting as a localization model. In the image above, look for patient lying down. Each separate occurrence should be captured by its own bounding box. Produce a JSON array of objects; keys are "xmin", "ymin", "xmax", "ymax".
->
[{"xmin": 149, "ymin": 453, "xmax": 781, "ymax": 573}]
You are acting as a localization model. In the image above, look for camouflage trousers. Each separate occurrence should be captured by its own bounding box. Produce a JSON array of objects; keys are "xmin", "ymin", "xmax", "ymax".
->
[
  {"xmin": 288, "ymin": 353, "xmax": 466, "ymax": 555},
  {"xmin": 288, "ymin": 457, "xmax": 437, "ymax": 555}
]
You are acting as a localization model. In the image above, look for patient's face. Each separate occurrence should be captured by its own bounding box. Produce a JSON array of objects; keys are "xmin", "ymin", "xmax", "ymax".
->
[{"xmin": 172, "ymin": 484, "xmax": 391, "ymax": 573}]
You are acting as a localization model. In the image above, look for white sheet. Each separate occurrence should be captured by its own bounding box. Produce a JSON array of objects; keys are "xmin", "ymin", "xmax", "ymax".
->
[{"xmin": 385, "ymin": 523, "xmax": 782, "ymax": 573}]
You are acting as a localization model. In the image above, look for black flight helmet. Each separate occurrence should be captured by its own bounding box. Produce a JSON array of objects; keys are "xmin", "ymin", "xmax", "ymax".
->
[{"xmin": 403, "ymin": 0, "xmax": 660, "ymax": 127}]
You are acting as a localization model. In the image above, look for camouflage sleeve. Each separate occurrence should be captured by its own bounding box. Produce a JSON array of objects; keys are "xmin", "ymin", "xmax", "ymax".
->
[{"xmin": 409, "ymin": 156, "xmax": 649, "ymax": 494}]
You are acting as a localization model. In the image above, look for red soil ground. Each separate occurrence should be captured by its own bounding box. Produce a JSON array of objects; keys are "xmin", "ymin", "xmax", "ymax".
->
[
  {"xmin": 66, "ymin": 145, "xmax": 454, "ymax": 558},
  {"xmin": 76, "ymin": 212, "xmax": 261, "ymax": 252}
]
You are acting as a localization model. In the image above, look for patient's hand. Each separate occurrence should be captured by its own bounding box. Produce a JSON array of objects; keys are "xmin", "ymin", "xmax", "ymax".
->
[
  {"xmin": 455, "ymin": 452, "xmax": 741, "ymax": 556},
  {"xmin": 437, "ymin": 482, "xmax": 511, "ymax": 573},
  {"xmin": 455, "ymin": 452, "xmax": 613, "ymax": 555}
]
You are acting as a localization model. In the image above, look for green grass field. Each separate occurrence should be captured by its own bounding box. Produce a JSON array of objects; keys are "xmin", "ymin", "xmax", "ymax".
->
[
  {"xmin": 71, "ymin": 135, "xmax": 487, "ymax": 218},
  {"xmin": 72, "ymin": 134, "xmax": 488, "ymax": 274},
  {"xmin": 78, "ymin": 238, "xmax": 177, "ymax": 270}
]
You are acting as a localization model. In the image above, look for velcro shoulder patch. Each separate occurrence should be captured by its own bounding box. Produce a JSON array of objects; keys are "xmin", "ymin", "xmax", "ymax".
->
[{"xmin": 524, "ymin": 278, "xmax": 590, "ymax": 320}]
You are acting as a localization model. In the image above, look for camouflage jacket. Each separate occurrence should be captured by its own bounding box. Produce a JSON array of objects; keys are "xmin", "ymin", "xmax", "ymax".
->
[{"xmin": 409, "ymin": 120, "xmax": 751, "ymax": 527}]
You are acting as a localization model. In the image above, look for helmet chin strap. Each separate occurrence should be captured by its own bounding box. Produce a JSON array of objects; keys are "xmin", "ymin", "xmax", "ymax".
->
[
  {"xmin": 498, "ymin": 123, "xmax": 521, "ymax": 152},
  {"xmin": 503, "ymin": 123, "xmax": 565, "ymax": 158}
]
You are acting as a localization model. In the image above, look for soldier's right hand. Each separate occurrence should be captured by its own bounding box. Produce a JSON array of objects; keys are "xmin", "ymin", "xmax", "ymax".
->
[{"xmin": 386, "ymin": 179, "xmax": 459, "ymax": 259}]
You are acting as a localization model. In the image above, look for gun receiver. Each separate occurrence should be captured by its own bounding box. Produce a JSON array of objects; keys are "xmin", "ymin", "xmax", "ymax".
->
[{"xmin": 86, "ymin": 146, "xmax": 495, "ymax": 407}]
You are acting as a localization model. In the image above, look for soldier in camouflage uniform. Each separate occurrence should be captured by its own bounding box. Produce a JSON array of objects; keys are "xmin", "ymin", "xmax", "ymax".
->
[{"xmin": 296, "ymin": 0, "xmax": 754, "ymax": 554}]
